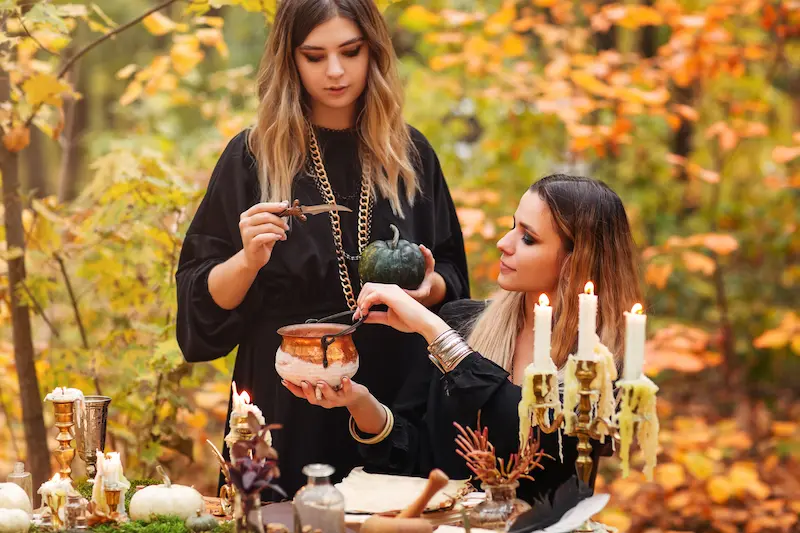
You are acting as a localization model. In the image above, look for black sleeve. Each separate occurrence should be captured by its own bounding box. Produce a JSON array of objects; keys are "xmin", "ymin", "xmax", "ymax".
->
[
  {"xmin": 410, "ymin": 127, "xmax": 470, "ymax": 308},
  {"xmin": 175, "ymin": 131, "xmax": 263, "ymax": 363}
]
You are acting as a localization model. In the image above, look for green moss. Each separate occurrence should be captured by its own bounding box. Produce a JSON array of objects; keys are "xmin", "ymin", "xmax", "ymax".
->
[
  {"xmin": 30, "ymin": 516, "xmax": 234, "ymax": 533},
  {"xmin": 73, "ymin": 479, "xmax": 161, "ymax": 513}
]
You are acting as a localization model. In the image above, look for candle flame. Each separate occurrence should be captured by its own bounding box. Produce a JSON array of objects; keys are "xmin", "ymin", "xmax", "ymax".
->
[
  {"xmin": 538, "ymin": 293, "xmax": 549, "ymax": 306},
  {"xmin": 241, "ymin": 391, "xmax": 251, "ymax": 404},
  {"xmin": 584, "ymin": 281, "xmax": 594, "ymax": 295},
  {"xmin": 631, "ymin": 303, "xmax": 644, "ymax": 315}
]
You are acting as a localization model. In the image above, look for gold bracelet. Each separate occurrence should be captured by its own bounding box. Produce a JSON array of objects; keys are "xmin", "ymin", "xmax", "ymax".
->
[{"xmin": 349, "ymin": 404, "xmax": 394, "ymax": 445}]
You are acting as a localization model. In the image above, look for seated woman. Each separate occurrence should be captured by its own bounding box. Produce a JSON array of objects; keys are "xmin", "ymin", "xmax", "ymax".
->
[{"xmin": 283, "ymin": 174, "xmax": 642, "ymax": 502}]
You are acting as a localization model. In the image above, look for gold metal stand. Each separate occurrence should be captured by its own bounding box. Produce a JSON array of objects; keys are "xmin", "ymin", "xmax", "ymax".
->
[
  {"xmin": 52, "ymin": 400, "xmax": 77, "ymax": 480},
  {"xmin": 218, "ymin": 413, "xmax": 255, "ymax": 515}
]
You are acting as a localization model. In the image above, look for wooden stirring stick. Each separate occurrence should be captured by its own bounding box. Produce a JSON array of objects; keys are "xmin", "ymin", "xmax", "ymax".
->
[{"xmin": 397, "ymin": 469, "xmax": 450, "ymax": 519}]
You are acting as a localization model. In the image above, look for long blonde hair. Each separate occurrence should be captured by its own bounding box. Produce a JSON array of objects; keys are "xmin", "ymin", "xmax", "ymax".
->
[
  {"xmin": 468, "ymin": 175, "xmax": 642, "ymax": 372},
  {"xmin": 247, "ymin": 0, "xmax": 418, "ymax": 215}
]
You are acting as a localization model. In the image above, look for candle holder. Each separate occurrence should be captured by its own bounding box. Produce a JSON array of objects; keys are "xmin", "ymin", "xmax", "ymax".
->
[
  {"xmin": 105, "ymin": 488, "xmax": 122, "ymax": 515},
  {"xmin": 52, "ymin": 400, "xmax": 77, "ymax": 480},
  {"xmin": 213, "ymin": 414, "xmax": 255, "ymax": 516},
  {"xmin": 45, "ymin": 492, "xmax": 68, "ymax": 529},
  {"xmin": 530, "ymin": 372, "xmax": 564, "ymax": 433}
]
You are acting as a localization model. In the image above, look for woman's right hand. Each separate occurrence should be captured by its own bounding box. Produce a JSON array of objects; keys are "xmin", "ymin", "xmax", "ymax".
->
[
  {"xmin": 238, "ymin": 201, "xmax": 290, "ymax": 272},
  {"xmin": 355, "ymin": 283, "xmax": 450, "ymax": 343}
]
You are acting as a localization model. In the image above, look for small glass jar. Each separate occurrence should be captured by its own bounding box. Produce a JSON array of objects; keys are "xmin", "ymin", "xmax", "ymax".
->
[
  {"xmin": 467, "ymin": 481, "xmax": 532, "ymax": 531},
  {"xmin": 233, "ymin": 491, "xmax": 264, "ymax": 533},
  {"xmin": 64, "ymin": 495, "xmax": 85, "ymax": 529},
  {"xmin": 6, "ymin": 462, "xmax": 33, "ymax": 508},
  {"xmin": 292, "ymin": 464, "xmax": 345, "ymax": 533}
]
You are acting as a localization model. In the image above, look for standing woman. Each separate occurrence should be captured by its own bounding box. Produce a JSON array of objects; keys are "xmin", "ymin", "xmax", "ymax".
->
[{"xmin": 175, "ymin": 0, "xmax": 469, "ymax": 497}]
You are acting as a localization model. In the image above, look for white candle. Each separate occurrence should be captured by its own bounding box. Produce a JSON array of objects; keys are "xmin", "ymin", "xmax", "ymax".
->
[
  {"xmin": 230, "ymin": 382, "xmax": 265, "ymax": 425},
  {"xmin": 533, "ymin": 293, "xmax": 555, "ymax": 371},
  {"xmin": 103, "ymin": 452, "xmax": 123, "ymax": 487},
  {"xmin": 38, "ymin": 474, "xmax": 74, "ymax": 498},
  {"xmin": 577, "ymin": 281, "xmax": 598, "ymax": 359},
  {"xmin": 623, "ymin": 303, "xmax": 647, "ymax": 380}
]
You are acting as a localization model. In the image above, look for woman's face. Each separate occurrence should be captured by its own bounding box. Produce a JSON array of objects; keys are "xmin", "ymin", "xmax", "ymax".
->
[
  {"xmin": 496, "ymin": 191, "xmax": 566, "ymax": 297},
  {"xmin": 294, "ymin": 16, "xmax": 369, "ymax": 120}
]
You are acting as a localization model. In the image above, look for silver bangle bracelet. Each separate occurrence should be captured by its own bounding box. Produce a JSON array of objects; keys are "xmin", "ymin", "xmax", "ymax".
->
[{"xmin": 427, "ymin": 329, "xmax": 473, "ymax": 373}]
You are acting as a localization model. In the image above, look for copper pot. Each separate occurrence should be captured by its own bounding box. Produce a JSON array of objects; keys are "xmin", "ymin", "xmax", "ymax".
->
[{"xmin": 275, "ymin": 311, "xmax": 364, "ymax": 388}]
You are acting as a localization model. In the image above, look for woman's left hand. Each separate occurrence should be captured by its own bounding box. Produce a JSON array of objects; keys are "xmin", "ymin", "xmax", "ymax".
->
[
  {"xmin": 405, "ymin": 245, "xmax": 446, "ymax": 308},
  {"xmin": 282, "ymin": 377, "xmax": 367, "ymax": 409},
  {"xmin": 355, "ymin": 283, "xmax": 449, "ymax": 343}
]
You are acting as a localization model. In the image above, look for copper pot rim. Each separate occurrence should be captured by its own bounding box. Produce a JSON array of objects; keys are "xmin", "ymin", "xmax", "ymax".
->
[{"xmin": 277, "ymin": 322, "xmax": 353, "ymax": 338}]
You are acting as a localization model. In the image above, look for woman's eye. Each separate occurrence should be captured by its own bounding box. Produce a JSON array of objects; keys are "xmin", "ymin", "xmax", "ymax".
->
[
  {"xmin": 342, "ymin": 46, "xmax": 362, "ymax": 58},
  {"xmin": 304, "ymin": 55, "xmax": 324, "ymax": 63},
  {"xmin": 522, "ymin": 233, "xmax": 536, "ymax": 245}
]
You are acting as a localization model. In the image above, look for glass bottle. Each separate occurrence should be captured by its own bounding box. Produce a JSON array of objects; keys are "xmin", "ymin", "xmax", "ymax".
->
[
  {"xmin": 292, "ymin": 464, "xmax": 345, "ymax": 533},
  {"xmin": 64, "ymin": 495, "xmax": 84, "ymax": 529},
  {"xmin": 467, "ymin": 481, "xmax": 532, "ymax": 531},
  {"xmin": 233, "ymin": 490, "xmax": 264, "ymax": 533},
  {"xmin": 6, "ymin": 462, "xmax": 33, "ymax": 507}
]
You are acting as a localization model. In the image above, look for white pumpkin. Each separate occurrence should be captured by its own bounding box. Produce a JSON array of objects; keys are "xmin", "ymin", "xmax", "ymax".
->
[
  {"xmin": 0, "ymin": 484, "xmax": 31, "ymax": 516},
  {"xmin": 0, "ymin": 509, "xmax": 30, "ymax": 533},
  {"xmin": 129, "ymin": 467, "xmax": 204, "ymax": 522}
]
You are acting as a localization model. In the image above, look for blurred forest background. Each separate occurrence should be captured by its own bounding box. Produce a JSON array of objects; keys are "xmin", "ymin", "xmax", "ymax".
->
[{"xmin": 0, "ymin": 0, "xmax": 798, "ymax": 531}]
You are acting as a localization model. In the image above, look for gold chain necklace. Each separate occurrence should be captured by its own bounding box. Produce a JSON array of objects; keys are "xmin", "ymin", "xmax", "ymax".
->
[{"xmin": 308, "ymin": 127, "xmax": 373, "ymax": 311}]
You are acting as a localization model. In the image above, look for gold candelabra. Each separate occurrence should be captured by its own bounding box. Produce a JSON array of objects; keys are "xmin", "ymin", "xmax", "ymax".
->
[
  {"xmin": 215, "ymin": 413, "xmax": 255, "ymax": 516},
  {"xmin": 530, "ymin": 359, "xmax": 646, "ymax": 533},
  {"xmin": 52, "ymin": 400, "xmax": 77, "ymax": 480}
]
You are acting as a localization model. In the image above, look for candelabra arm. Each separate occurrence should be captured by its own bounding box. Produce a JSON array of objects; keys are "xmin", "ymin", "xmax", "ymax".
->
[{"xmin": 532, "ymin": 408, "xmax": 565, "ymax": 434}]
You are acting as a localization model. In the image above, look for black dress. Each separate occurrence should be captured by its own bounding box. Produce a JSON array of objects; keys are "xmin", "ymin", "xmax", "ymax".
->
[
  {"xmin": 175, "ymin": 126, "xmax": 470, "ymax": 497},
  {"xmin": 358, "ymin": 300, "xmax": 610, "ymax": 503}
]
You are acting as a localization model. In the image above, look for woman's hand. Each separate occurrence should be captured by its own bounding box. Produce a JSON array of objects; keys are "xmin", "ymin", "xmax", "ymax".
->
[
  {"xmin": 355, "ymin": 283, "xmax": 450, "ymax": 343},
  {"xmin": 405, "ymin": 245, "xmax": 446, "ymax": 308},
  {"xmin": 238, "ymin": 201, "xmax": 290, "ymax": 273},
  {"xmin": 282, "ymin": 377, "xmax": 368, "ymax": 409}
]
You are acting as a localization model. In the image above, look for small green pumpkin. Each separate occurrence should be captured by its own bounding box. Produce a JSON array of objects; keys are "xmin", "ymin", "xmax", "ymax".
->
[
  {"xmin": 185, "ymin": 509, "xmax": 218, "ymax": 532},
  {"xmin": 359, "ymin": 224, "xmax": 426, "ymax": 290}
]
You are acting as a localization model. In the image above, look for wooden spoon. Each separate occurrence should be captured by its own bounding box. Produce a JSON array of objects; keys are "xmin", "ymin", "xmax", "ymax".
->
[
  {"xmin": 396, "ymin": 469, "xmax": 450, "ymax": 519},
  {"xmin": 361, "ymin": 517, "xmax": 433, "ymax": 533}
]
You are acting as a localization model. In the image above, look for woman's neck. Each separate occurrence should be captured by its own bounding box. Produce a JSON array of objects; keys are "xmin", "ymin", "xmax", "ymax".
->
[{"xmin": 310, "ymin": 102, "xmax": 357, "ymax": 130}]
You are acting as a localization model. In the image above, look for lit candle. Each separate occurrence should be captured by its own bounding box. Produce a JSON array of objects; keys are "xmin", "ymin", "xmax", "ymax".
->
[
  {"xmin": 102, "ymin": 452, "xmax": 123, "ymax": 487},
  {"xmin": 533, "ymin": 293, "xmax": 555, "ymax": 371},
  {"xmin": 623, "ymin": 303, "xmax": 646, "ymax": 380},
  {"xmin": 230, "ymin": 382, "xmax": 265, "ymax": 424},
  {"xmin": 577, "ymin": 281, "xmax": 598, "ymax": 359},
  {"xmin": 37, "ymin": 473, "xmax": 74, "ymax": 498}
]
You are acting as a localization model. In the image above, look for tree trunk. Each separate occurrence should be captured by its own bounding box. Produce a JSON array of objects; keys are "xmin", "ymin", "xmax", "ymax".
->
[
  {"xmin": 0, "ymin": 15, "xmax": 51, "ymax": 503},
  {"xmin": 23, "ymin": 127, "xmax": 49, "ymax": 199},
  {"xmin": 57, "ymin": 52, "xmax": 87, "ymax": 203}
]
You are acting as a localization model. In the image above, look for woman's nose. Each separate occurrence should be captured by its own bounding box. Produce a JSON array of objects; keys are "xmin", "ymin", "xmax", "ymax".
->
[
  {"xmin": 327, "ymin": 54, "xmax": 344, "ymax": 78},
  {"xmin": 497, "ymin": 230, "xmax": 514, "ymax": 255}
]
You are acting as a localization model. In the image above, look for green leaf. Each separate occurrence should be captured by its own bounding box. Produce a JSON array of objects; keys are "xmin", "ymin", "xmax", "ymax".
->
[{"xmin": 25, "ymin": 2, "xmax": 69, "ymax": 33}]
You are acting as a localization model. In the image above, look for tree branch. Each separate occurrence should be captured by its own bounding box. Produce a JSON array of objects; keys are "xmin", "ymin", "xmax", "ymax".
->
[
  {"xmin": 20, "ymin": 281, "xmax": 60, "ymax": 339},
  {"xmin": 24, "ymin": 0, "xmax": 182, "ymax": 127},
  {"xmin": 17, "ymin": 12, "xmax": 59, "ymax": 57},
  {"xmin": 53, "ymin": 252, "xmax": 102, "ymax": 395}
]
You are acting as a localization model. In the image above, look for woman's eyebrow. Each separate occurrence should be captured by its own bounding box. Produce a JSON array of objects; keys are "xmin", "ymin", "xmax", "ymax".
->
[
  {"xmin": 298, "ymin": 37, "xmax": 364, "ymax": 51},
  {"xmin": 518, "ymin": 221, "xmax": 540, "ymax": 238}
]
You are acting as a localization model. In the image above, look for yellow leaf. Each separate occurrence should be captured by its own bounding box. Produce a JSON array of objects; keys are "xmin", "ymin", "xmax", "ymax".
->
[
  {"xmin": 170, "ymin": 37, "xmax": 204, "ymax": 76},
  {"xmin": 707, "ymin": 475, "xmax": 732, "ymax": 504},
  {"xmin": 484, "ymin": 3, "xmax": 516, "ymax": 35},
  {"xmin": 429, "ymin": 54, "xmax": 464, "ymax": 72},
  {"xmin": 645, "ymin": 262, "xmax": 673, "ymax": 289},
  {"xmin": 2, "ymin": 125, "xmax": 30, "ymax": 153},
  {"xmin": 119, "ymin": 81, "xmax": 143, "ymax": 106},
  {"xmin": 116, "ymin": 64, "xmax": 137, "ymax": 80},
  {"xmin": 655, "ymin": 463, "xmax": 686, "ymax": 492},
  {"xmin": 195, "ymin": 16, "xmax": 224, "ymax": 28},
  {"xmin": 772, "ymin": 145, "xmax": 800, "ymax": 164},
  {"xmin": 753, "ymin": 328, "xmax": 790, "ymax": 349},
  {"xmin": 771, "ymin": 421, "xmax": 797, "ymax": 437},
  {"xmin": 680, "ymin": 452, "xmax": 715, "ymax": 480},
  {"xmin": 399, "ymin": 5, "xmax": 441, "ymax": 31},
  {"xmin": 143, "ymin": 11, "xmax": 176, "ymax": 36},
  {"xmin": 22, "ymin": 73, "xmax": 69, "ymax": 107},
  {"xmin": 613, "ymin": 5, "xmax": 663, "ymax": 29},
  {"xmin": 682, "ymin": 251, "xmax": 715, "ymax": 275},
  {"xmin": 501, "ymin": 34, "xmax": 525, "ymax": 57},
  {"xmin": 570, "ymin": 71, "xmax": 613, "ymax": 97},
  {"xmin": 702, "ymin": 234, "xmax": 738, "ymax": 255}
]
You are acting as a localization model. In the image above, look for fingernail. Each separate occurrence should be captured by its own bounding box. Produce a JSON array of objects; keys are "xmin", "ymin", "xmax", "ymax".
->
[{"xmin": 301, "ymin": 382, "xmax": 308, "ymax": 389}]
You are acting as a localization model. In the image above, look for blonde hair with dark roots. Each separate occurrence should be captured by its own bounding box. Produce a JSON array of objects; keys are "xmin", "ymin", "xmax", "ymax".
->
[
  {"xmin": 247, "ymin": 0, "xmax": 418, "ymax": 215},
  {"xmin": 467, "ymin": 175, "xmax": 642, "ymax": 372}
]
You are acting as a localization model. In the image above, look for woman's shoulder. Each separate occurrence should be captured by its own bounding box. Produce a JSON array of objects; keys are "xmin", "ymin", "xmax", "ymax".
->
[{"xmin": 439, "ymin": 299, "xmax": 489, "ymax": 337}]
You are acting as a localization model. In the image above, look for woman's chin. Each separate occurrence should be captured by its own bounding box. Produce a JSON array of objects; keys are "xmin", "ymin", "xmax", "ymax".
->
[{"xmin": 497, "ymin": 273, "xmax": 514, "ymax": 291}]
